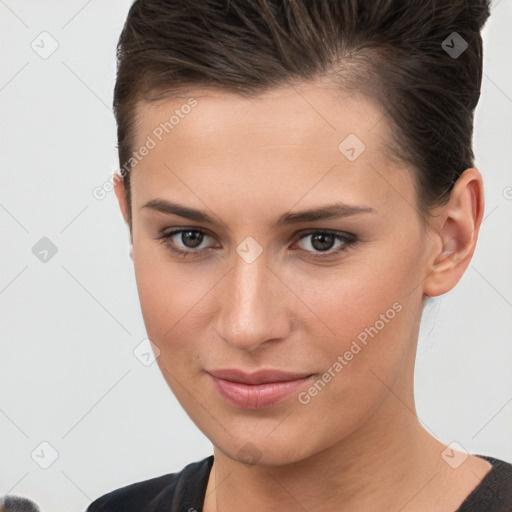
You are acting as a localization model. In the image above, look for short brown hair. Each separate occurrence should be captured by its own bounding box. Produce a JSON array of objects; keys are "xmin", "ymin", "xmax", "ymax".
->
[{"xmin": 113, "ymin": 0, "xmax": 491, "ymax": 228}]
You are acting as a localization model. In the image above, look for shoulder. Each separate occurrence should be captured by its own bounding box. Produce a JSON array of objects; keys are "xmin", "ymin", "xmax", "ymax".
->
[
  {"xmin": 456, "ymin": 454, "xmax": 512, "ymax": 512},
  {"xmin": 85, "ymin": 455, "xmax": 214, "ymax": 512}
]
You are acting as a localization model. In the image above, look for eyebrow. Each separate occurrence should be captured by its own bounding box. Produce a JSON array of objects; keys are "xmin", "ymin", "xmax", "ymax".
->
[{"xmin": 141, "ymin": 198, "xmax": 376, "ymax": 227}]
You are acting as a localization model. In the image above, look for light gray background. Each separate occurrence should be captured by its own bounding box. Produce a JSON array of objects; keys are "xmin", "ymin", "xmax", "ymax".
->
[{"xmin": 1, "ymin": 1, "xmax": 511, "ymax": 511}]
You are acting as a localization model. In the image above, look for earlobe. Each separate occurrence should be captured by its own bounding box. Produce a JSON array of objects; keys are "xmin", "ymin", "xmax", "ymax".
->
[{"xmin": 423, "ymin": 167, "xmax": 485, "ymax": 297}]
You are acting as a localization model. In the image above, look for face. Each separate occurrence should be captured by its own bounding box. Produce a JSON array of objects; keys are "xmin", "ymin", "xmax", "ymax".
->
[{"xmin": 118, "ymin": 80, "xmax": 433, "ymax": 466}]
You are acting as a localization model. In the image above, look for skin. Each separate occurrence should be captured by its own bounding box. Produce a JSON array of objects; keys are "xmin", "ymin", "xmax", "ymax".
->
[{"xmin": 114, "ymin": 79, "xmax": 491, "ymax": 511}]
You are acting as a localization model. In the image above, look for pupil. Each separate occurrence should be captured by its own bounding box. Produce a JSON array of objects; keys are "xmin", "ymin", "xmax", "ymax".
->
[
  {"xmin": 311, "ymin": 233, "xmax": 335, "ymax": 251},
  {"xmin": 182, "ymin": 230, "xmax": 203, "ymax": 248}
]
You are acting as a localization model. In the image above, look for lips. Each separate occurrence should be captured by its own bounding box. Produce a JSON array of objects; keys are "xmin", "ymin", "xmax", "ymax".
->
[{"xmin": 206, "ymin": 368, "xmax": 313, "ymax": 409}]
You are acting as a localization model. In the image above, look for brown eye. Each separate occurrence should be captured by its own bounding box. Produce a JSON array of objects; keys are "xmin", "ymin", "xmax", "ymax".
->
[
  {"xmin": 178, "ymin": 230, "xmax": 204, "ymax": 249},
  {"xmin": 155, "ymin": 228, "xmax": 218, "ymax": 258},
  {"xmin": 294, "ymin": 230, "xmax": 357, "ymax": 259},
  {"xmin": 155, "ymin": 228, "xmax": 357, "ymax": 261}
]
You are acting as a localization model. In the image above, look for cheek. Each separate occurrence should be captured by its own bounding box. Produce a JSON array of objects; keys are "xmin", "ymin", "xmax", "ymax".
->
[
  {"xmin": 292, "ymin": 278, "xmax": 412, "ymax": 446},
  {"xmin": 302, "ymin": 275, "xmax": 408, "ymax": 379},
  {"xmin": 291, "ymin": 240, "xmax": 419, "ymax": 392},
  {"xmin": 132, "ymin": 244, "xmax": 224, "ymax": 379},
  {"xmin": 133, "ymin": 249, "xmax": 198, "ymax": 348},
  {"xmin": 133, "ymin": 256, "xmax": 208, "ymax": 408}
]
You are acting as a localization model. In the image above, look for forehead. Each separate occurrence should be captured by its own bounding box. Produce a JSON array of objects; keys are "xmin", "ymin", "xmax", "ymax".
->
[
  {"xmin": 134, "ymin": 80, "xmax": 390, "ymax": 153},
  {"xmin": 129, "ymin": 81, "xmax": 413, "ymax": 218}
]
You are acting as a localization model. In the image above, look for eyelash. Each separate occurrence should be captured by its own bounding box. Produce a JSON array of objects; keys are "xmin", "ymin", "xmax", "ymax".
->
[{"xmin": 154, "ymin": 228, "xmax": 357, "ymax": 260}]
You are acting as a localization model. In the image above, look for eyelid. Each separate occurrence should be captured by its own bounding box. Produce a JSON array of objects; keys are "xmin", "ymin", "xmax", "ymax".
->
[
  {"xmin": 155, "ymin": 227, "xmax": 357, "ymax": 259},
  {"xmin": 293, "ymin": 227, "xmax": 356, "ymax": 241},
  {"xmin": 157, "ymin": 226, "xmax": 355, "ymax": 241},
  {"xmin": 291, "ymin": 229, "xmax": 357, "ymax": 257}
]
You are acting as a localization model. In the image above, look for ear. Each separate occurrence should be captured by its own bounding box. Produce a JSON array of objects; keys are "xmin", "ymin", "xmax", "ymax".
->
[
  {"xmin": 423, "ymin": 167, "xmax": 485, "ymax": 297},
  {"xmin": 113, "ymin": 172, "xmax": 132, "ymax": 244}
]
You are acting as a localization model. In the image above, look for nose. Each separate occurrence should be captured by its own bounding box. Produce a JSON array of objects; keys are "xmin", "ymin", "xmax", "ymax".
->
[{"xmin": 215, "ymin": 248, "xmax": 292, "ymax": 352}]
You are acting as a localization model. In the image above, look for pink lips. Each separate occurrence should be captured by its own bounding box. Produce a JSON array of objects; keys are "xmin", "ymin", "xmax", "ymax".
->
[{"xmin": 207, "ymin": 368, "xmax": 313, "ymax": 409}]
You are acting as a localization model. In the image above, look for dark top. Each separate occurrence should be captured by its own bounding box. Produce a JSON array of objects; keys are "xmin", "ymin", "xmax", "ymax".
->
[{"xmin": 86, "ymin": 454, "xmax": 512, "ymax": 511}]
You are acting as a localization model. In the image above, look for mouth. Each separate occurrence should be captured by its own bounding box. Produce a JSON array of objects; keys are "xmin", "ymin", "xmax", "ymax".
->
[{"xmin": 206, "ymin": 368, "xmax": 314, "ymax": 409}]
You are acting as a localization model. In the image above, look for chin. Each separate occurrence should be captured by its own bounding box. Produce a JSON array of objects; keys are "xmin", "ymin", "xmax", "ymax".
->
[
  {"xmin": 211, "ymin": 425, "xmax": 325, "ymax": 468},
  {"xmin": 226, "ymin": 444, "xmax": 310, "ymax": 468}
]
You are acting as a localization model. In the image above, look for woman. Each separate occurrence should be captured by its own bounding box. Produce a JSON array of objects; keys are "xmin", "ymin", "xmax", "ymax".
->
[{"xmin": 87, "ymin": 0, "xmax": 512, "ymax": 510}]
